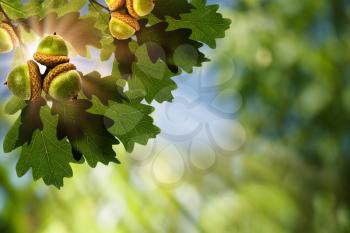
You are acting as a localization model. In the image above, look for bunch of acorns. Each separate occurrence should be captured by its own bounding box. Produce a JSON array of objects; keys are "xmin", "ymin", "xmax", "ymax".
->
[
  {"xmin": 106, "ymin": 0, "xmax": 155, "ymax": 40},
  {"xmin": 3, "ymin": 0, "xmax": 156, "ymax": 101},
  {"xmin": 5, "ymin": 34, "xmax": 82, "ymax": 102}
]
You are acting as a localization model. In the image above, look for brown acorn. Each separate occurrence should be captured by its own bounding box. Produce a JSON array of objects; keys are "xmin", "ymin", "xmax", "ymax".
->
[{"xmin": 6, "ymin": 60, "xmax": 42, "ymax": 100}]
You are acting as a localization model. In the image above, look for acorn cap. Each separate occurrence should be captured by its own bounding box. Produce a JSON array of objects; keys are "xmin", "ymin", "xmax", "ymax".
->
[
  {"xmin": 0, "ymin": 23, "xmax": 19, "ymax": 47},
  {"xmin": 106, "ymin": 0, "xmax": 126, "ymax": 11},
  {"xmin": 111, "ymin": 12, "xmax": 140, "ymax": 31},
  {"xmin": 27, "ymin": 60, "xmax": 42, "ymax": 100},
  {"xmin": 33, "ymin": 52, "xmax": 70, "ymax": 68},
  {"xmin": 6, "ymin": 60, "xmax": 41, "ymax": 100},
  {"xmin": 43, "ymin": 63, "xmax": 76, "ymax": 93},
  {"xmin": 126, "ymin": 0, "xmax": 155, "ymax": 18}
]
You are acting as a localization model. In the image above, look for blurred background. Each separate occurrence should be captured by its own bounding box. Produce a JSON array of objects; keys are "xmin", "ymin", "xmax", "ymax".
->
[{"xmin": 1, "ymin": 0, "xmax": 350, "ymax": 232}]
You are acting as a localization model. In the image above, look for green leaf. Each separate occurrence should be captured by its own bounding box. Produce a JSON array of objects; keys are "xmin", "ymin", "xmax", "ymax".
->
[
  {"xmin": 1, "ymin": 0, "xmax": 85, "ymax": 20},
  {"xmin": 166, "ymin": 0, "xmax": 231, "ymax": 49},
  {"xmin": 137, "ymin": 22, "xmax": 208, "ymax": 73},
  {"xmin": 88, "ymin": 96, "xmax": 160, "ymax": 153},
  {"xmin": 152, "ymin": 0, "xmax": 194, "ymax": 20},
  {"xmin": 52, "ymin": 99, "xmax": 120, "ymax": 167},
  {"xmin": 0, "ymin": 0, "xmax": 26, "ymax": 19},
  {"xmin": 3, "ymin": 98, "xmax": 46, "ymax": 153},
  {"xmin": 16, "ymin": 106, "xmax": 74, "ymax": 188},
  {"xmin": 81, "ymin": 71, "xmax": 127, "ymax": 105},
  {"xmin": 88, "ymin": 3, "xmax": 110, "ymax": 33},
  {"xmin": 87, "ymin": 1, "xmax": 113, "ymax": 59},
  {"xmin": 3, "ymin": 96, "xmax": 26, "ymax": 115},
  {"xmin": 3, "ymin": 116, "xmax": 21, "ymax": 153},
  {"xmin": 24, "ymin": 0, "xmax": 85, "ymax": 19},
  {"xmin": 113, "ymin": 39, "xmax": 136, "ymax": 77},
  {"xmin": 128, "ymin": 43, "xmax": 177, "ymax": 103},
  {"xmin": 100, "ymin": 36, "xmax": 115, "ymax": 61}
]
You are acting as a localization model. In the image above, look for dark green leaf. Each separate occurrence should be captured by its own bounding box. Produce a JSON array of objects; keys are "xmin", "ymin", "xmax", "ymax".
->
[
  {"xmin": 88, "ymin": 96, "xmax": 160, "ymax": 153},
  {"xmin": 16, "ymin": 106, "xmax": 74, "ymax": 188},
  {"xmin": 166, "ymin": 0, "xmax": 231, "ymax": 48},
  {"xmin": 128, "ymin": 43, "xmax": 177, "ymax": 103},
  {"xmin": 52, "ymin": 99, "xmax": 120, "ymax": 167}
]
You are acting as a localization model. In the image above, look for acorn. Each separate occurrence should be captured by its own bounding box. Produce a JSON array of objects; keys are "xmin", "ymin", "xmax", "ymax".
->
[
  {"xmin": 126, "ymin": 0, "xmax": 155, "ymax": 18},
  {"xmin": 109, "ymin": 12, "xmax": 140, "ymax": 40},
  {"xmin": 6, "ymin": 60, "xmax": 41, "ymax": 100},
  {"xmin": 0, "ymin": 23, "xmax": 19, "ymax": 53},
  {"xmin": 43, "ymin": 63, "xmax": 81, "ymax": 101},
  {"xmin": 105, "ymin": 0, "xmax": 126, "ymax": 11},
  {"xmin": 33, "ymin": 33, "xmax": 70, "ymax": 68}
]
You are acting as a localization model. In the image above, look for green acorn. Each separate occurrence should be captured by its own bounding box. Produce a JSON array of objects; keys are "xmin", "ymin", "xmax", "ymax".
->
[
  {"xmin": 0, "ymin": 23, "xmax": 19, "ymax": 53},
  {"xmin": 34, "ymin": 33, "xmax": 70, "ymax": 67},
  {"xmin": 126, "ymin": 0, "xmax": 155, "ymax": 18},
  {"xmin": 6, "ymin": 60, "xmax": 42, "ymax": 100},
  {"xmin": 43, "ymin": 63, "xmax": 81, "ymax": 101},
  {"xmin": 109, "ymin": 12, "xmax": 140, "ymax": 40}
]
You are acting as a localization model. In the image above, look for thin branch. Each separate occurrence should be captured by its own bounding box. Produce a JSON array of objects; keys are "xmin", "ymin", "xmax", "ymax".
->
[
  {"xmin": 89, "ymin": 0, "xmax": 110, "ymax": 12},
  {"xmin": 0, "ymin": 4, "xmax": 24, "ymax": 47}
]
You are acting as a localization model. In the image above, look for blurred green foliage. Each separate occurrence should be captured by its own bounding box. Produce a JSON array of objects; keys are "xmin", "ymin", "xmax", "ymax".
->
[
  {"xmin": 1, "ymin": 0, "xmax": 350, "ymax": 232},
  {"xmin": 210, "ymin": 0, "xmax": 350, "ymax": 232}
]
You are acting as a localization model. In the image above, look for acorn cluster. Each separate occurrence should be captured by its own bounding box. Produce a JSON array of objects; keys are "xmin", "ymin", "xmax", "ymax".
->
[
  {"xmin": 106, "ymin": 0, "xmax": 155, "ymax": 40},
  {"xmin": 3, "ymin": 1, "xmax": 156, "ymax": 101},
  {"xmin": 6, "ymin": 34, "xmax": 81, "ymax": 102},
  {"xmin": 0, "ymin": 13, "xmax": 19, "ymax": 53}
]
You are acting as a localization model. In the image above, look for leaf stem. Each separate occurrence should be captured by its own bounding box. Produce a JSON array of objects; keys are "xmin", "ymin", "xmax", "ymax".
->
[
  {"xmin": 0, "ymin": 3, "xmax": 24, "ymax": 47},
  {"xmin": 89, "ymin": 0, "xmax": 110, "ymax": 12}
]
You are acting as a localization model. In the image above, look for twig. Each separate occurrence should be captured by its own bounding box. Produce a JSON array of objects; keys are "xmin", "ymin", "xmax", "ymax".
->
[
  {"xmin": 89, "ymin": 0, "xmax": 110, "ymax": 12},
  {"xmin": 0, "ymin": 4, "xmax": 24, "ymax": 47}
]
